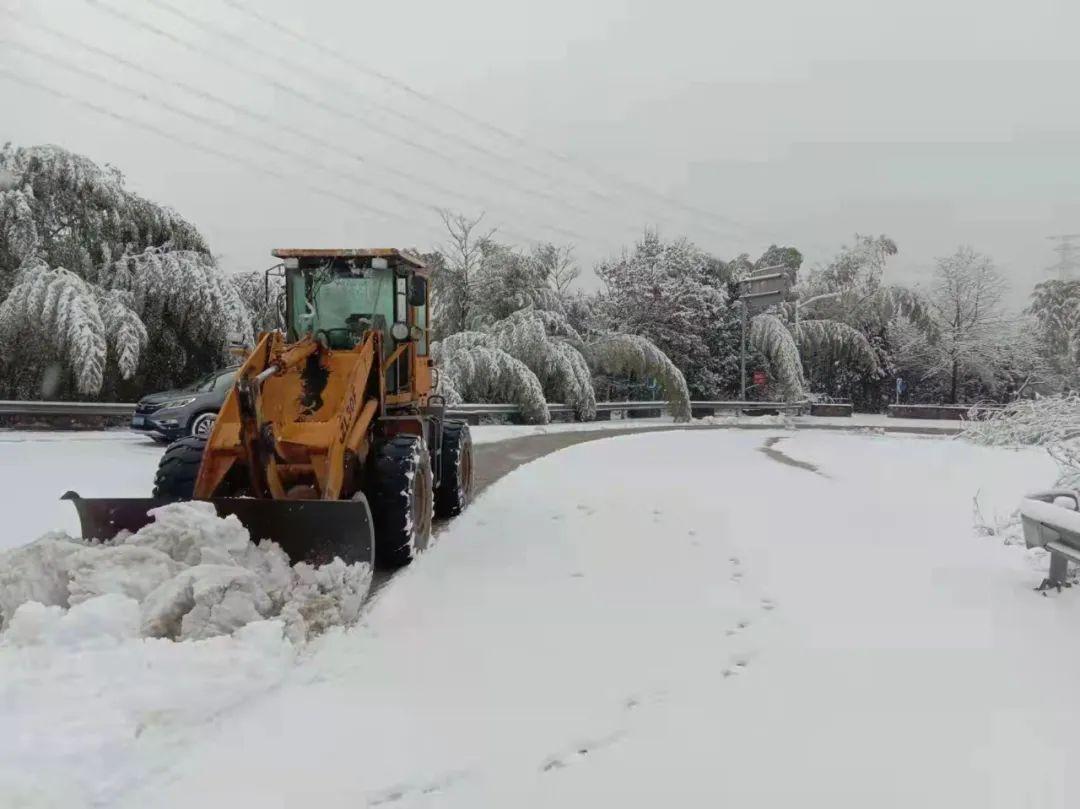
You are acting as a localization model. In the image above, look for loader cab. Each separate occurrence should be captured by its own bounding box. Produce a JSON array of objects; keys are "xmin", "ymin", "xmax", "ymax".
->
[{"xmin": 273, "ymin": 248, "xmax": 432, "ymax": 403}]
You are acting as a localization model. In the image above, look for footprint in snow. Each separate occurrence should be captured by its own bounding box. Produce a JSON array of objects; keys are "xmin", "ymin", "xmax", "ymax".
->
[
  {"xmin": 721, "ymin": 657, "xmax": 751, "ymax": 678},
  {"xmin": 622, "ymin": 687, "xmax": 666, "ymax": 711},
  {"xmin": 725, "ymin": 619, "xmax": 751, "ymax": 637},
  {"xmin": 368, "ymin": 772, "xmax": 466, "ymax": 805},
  {"xmin": 761, "ymin": 597, "xmax": 776, "ymax": 611},
  {"xmin": 575, "ymin": 504, "xmax": 596, "ymax": 516},
  {"xmin": 541, "ymin": 732, "xmax": 624, "ymax": 773}
]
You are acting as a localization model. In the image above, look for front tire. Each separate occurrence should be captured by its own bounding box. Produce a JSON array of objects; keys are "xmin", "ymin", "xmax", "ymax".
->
[
  {"xmin": 371, "ymin": 434, "xmax": 434, "ymax": 568},
  {"xmin": 152, "ymin": 435, "xmax": 207, "ymax": 498},
  {"xmin": 435, "ymin": 421, "xmax": 473, "ymax": 518},
  {"xmin": 189, "ymin": 411, "xmax": 217, "ymax": 438}
]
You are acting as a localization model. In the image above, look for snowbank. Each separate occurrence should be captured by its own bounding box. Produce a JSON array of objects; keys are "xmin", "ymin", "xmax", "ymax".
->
[
  {"xmin": 0, "ymin": 501, "xmax": 372, "ymax": 806},
  {"xmin": 0, "ymin": 501, "xmax": 371, "ymax": 644}
]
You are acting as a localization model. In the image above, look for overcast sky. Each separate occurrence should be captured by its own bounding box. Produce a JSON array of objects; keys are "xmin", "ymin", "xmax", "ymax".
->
[{"xmin": 3, "ymin": 0, "xmax": 1080, "ymax": 302}]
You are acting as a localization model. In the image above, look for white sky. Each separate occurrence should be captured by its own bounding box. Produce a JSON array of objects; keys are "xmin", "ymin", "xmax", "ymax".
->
[{"xmin": 3, "ymin": 0, "xmax": 1080, "ymax": 301}]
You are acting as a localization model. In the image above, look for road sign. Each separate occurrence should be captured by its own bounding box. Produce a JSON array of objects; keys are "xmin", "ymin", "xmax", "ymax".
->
[
  {"xmin": 736, "ymin": 266, "xmax": 795, "ymax": 314},
  {"xmin": 753, "ymin": 370, "xmax": 767, "ymax": 387}
]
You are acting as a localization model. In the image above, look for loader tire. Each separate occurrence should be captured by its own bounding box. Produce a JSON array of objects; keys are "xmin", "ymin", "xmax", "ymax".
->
[
  {"xmin": 152, "ymin": 435, "xmax": 207, "ymax": 499},
  {"xmin": 371, "ymin": 434, "xmax": 433, "ymax": 568},
  {"xmin": 435, "ymin": 420, "xmax": 473, "ymax": 518}
]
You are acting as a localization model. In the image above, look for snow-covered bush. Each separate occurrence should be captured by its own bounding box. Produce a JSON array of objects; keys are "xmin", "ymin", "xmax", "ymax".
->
[
  {"xmin": 963, "ymin": 395, "xmax": 1080, "ymax": 486},
  {"xmin": 0, "ymin": 143, "xmax": 247, "ymax": 399},
  {"xmin": 0, "ymin": 502, "xmax": 371, "ymax": 644}
]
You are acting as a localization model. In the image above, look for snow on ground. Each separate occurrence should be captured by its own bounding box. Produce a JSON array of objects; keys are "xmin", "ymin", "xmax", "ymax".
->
[
  {"xmin": 0, "ymin": 429, "xmax": 1063, "ymax": 808},
  {"xmin": 2, "ymin": 428, "xmax": 1074, "ymax": 808},
  {"xmin": 0, "ymin": 430, "xmax": 160, "ymax": 549}
]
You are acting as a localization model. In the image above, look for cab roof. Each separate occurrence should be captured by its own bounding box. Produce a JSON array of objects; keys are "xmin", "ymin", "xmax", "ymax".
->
[{"xmin": 271, "ymin": 248, "xmax": 428, "ymax": 273}]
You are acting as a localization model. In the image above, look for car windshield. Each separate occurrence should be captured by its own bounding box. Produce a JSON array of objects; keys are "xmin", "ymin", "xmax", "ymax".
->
[{"xmin": 189, "ymin": 370, "xmax": 236, "ymax": 393}]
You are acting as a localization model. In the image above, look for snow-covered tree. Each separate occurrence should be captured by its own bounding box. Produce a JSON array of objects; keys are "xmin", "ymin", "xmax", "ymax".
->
[
  {"xmin": 1027, "ymin": 279, "xmax": 1080, "ymax": 387},
  {"xmin": 891, "ymin": 247, "xmax": 1044, "ymax": 403},
  {"xmin": 594, "ymin": 231, "xmax": 730, "ymax": 398},
  {"xmin": 0, "ymin": 144, "xmax": 247, "ymax": 399},
  {"xmin": 433, "ymin": 336, "xmax": 550, "ymax": 424},
  {"xmin": 789, "ymin": 235, "xmax": 936, "ymax": 407},
  {"xmin": 232, "ymin": 268, "xmax": 286, "ymax": 337},
  {"xmin": 749, "ymin": 314, "xmax": 807, "ymax": 401},
  {"xmin": 427, "ymin": 219, "xmax": 692, "ymax": 422},
  {"xmin": 582, "ymin": 334, "xmax": 692, "ymax": 420},
  {"xmin": 429, "ymin": 211, "xmax": 490, "ymax": 339}
]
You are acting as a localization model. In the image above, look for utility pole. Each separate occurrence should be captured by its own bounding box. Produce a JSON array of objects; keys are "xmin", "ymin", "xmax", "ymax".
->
[{"xmin": 1046, "ymin": 234, "xmax": 1080, "ymax": 281}]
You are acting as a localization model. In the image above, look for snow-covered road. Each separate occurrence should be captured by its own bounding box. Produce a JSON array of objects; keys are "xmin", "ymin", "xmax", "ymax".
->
[{"xmin": 3, "ymin": 429, "xmax": 1078, "ymax": 807}]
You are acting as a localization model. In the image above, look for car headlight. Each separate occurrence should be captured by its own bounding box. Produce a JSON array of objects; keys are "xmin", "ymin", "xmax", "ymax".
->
[{"xmin": 157, "ymin": 397, "xmax": 197, "ymax": 410}]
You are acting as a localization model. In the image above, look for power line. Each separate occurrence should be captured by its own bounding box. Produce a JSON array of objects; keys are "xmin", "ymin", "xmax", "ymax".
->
[
  {"xmin": 1046, "ymin": 234, "xmax": 1080, "ymax": 281},
  {"xmin": 0, "ymin": 66, "xmax": 452, "ymax": 245},
  {"xmin": 218, "ymin": 0, "xmax": 751, "ymax": 242},
  {"xmin": 1, "ymin": 8, "xmax": 584, "ymax": 244},
  {"xmin": 132, "ymin": 0, "xmax": 728, "ymax": 246},
  {"xmin": 99, "ymin": 0, "xmax": 599, "ymax": 225}
]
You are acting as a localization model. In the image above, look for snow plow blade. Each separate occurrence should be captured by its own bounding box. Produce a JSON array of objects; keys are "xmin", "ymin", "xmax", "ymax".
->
[{"xmin": 61, "ymin": 492, "xmax": 374, "ymax": 567}]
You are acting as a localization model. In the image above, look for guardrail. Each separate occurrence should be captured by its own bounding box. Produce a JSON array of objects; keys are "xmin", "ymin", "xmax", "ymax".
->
[
  {"xmin": 1020, "ymin": 490, "xmax": 1080, "ymax": 590},
  {"xmin": 0, "ymin": 398, "xmax": 809, "ymax": 422},
  {"xmin": 0, "ymin": 400, "xmax": 138, "ymax": 416},
  {"xmin": 887, "ymin": 403, "xmax": 1005, "ymax": 421}
]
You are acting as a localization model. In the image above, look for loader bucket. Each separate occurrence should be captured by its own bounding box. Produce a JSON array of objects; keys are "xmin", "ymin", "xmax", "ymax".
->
[{"xmin": 62, "ymin": 492, "xmax": 374, "ymax": 567}]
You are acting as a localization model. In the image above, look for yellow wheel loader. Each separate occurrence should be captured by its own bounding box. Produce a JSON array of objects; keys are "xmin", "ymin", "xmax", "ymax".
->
[{"xmin": 65, "ymin": 248, "xmax": 474, "ymax": 569}]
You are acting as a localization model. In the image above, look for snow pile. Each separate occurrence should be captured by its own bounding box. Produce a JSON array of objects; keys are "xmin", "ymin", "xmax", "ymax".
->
[
  {"xmin": 0, "ymin": 501, "xmax": 371, "ymax": 645},
  {"xmin": 696, "ymin": 412, "xmax": 796, "ymax": 428}
]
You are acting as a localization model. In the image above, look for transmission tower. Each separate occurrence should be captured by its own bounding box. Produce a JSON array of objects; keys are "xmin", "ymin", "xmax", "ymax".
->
[{"xmin": 1046, "ymin": 234, "xmax": 1080, "ymax": 280}]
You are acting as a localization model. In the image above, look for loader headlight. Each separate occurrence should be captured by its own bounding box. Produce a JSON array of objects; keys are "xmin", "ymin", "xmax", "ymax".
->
[
  {"xmin": 158, "ymin": 397, "xmax": 196, "ymax": 410},
  {"xmin": 391, "ymin": 322, "xmax": 410, "ymax": 341}
]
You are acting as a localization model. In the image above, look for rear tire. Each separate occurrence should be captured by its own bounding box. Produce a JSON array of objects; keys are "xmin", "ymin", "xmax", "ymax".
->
[
  {"xmin": 435, "ymin": 421, "xmax": 473, "ymax": 518},
  {"xmin": 371, "ymin": 434, "xmax": 433, "ymax": 568},
  {"xmin": 152, "ymin": 435, "xmax": 207, "ymax": 498}
]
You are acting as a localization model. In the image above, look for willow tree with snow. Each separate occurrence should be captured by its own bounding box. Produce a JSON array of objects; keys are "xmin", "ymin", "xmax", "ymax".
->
[
  {"xmin": 428, "ymin": 222, "xmax": 691, "ymax": 423},
  {"xmin": 0, "ymin": 144, "xmax": 251, "ymax": 399}
]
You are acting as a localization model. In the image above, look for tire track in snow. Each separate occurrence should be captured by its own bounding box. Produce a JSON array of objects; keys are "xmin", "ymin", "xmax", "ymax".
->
[{"xmin": 757, "ymin": 436, "xmax": 829, "ymax": 477}]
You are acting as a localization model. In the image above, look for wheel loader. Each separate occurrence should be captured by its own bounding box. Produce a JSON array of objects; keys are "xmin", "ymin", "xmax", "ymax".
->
[{"xmin": 65, "ymin": 248, "xmax": 474, "ymax": 569}]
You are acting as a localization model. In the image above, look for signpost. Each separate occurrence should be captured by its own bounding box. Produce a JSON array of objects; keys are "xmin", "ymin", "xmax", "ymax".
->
[{"xmin": 735, "ymin": 265, "xmax": 795, "ymax": 400}]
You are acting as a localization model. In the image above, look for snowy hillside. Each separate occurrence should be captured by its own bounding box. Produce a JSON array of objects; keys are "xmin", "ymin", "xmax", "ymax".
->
[{"xmin": 2, "ymin": 429, "xmax": 1077, "ymax": 807}]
